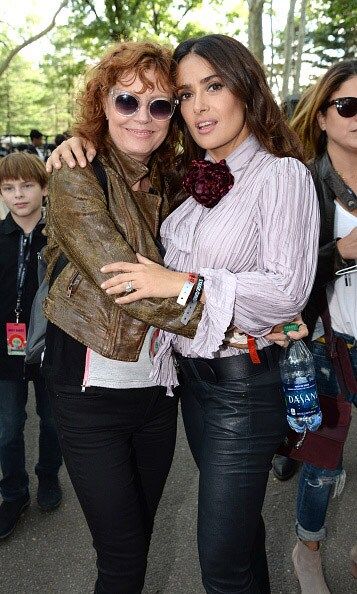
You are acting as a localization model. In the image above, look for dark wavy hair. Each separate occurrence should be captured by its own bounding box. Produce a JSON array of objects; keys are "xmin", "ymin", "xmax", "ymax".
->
[
  {"xmin": 291, "ymin": 60, "xmax": 357, "ymax": 160},
  {"xmin": 73, "ymin": 41, "xmax": 180, "ymax": 169},
  {"xmin": 172, "ymin": 34, "xmax": 304, "ymax": 169}
]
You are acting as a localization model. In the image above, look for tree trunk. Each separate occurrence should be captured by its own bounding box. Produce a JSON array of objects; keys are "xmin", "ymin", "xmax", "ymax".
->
[
  {"xmin": 293, "ymin": 0, "xmax": 308, "ymax": 95},
  {"xmin": 248, "ymin": 0, "xmax": 265, "ymax": 64},
  {"xmin": 281, "ymin": 0, "xmax": 297, "ymax": 100},
  {"xmin": 0, "ymin": 1, "xmax": 68, "ymax": 78}
]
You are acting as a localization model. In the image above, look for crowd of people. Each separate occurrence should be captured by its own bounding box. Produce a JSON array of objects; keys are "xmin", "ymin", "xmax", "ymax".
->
[
  {"xmin": 0, "ymin": 33, "xmax": 356, "ymax": 594},
  {"xmin": 0, "ymin": 129, "xmax": 70, "ymax": 162}
]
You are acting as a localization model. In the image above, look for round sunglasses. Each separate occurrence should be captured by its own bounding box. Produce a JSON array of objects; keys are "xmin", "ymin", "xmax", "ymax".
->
[
  {"xmin": 110, "ymin": 90, "xmax": 179, "ymax": 121},
  {"xmin": 324, "ymin": 96, "xmax": 357, "ymax": 118}
]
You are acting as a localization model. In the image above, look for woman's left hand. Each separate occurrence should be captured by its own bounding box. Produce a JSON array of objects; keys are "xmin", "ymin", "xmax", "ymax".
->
[
  {"xmin": 100, "ymin": 253, "xmax": 187, "ymax": 304},
  {"xmin": 264, "ymin": 315, "xmax": 308, "ymax": 347}
]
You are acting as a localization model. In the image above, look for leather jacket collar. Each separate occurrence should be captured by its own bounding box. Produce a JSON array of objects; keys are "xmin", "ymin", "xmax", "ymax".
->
[
  {"xmin": 100, "ymin": 136, "xmax": 162, "ymax": 192},
  {"xmin": 318, "ymin": 152, "xmax": 357, "ymax": 211}
]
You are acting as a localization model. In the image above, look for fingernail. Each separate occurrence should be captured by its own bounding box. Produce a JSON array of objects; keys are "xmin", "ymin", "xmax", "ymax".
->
[{"xmin": 69, "ymin": 161, "xmax": 75, "ymax": 168}]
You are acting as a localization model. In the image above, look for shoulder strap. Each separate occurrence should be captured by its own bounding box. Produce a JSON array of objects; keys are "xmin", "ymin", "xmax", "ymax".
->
[
  {"xmin": 320, "ymin": 295, "xmax": 357, "ymax": 398},
  {"xmin": 91, "ymin": 156, "xmax": 109, "ymax": 202}
]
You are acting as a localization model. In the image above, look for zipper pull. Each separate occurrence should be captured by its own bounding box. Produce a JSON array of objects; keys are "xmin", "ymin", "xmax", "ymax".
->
[{"xmin": 67, "ymin": 282, "xmax": 75, "ymax": 298}]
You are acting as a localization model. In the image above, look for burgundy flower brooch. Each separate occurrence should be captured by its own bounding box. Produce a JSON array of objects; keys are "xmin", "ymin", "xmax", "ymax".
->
[{"xmin": 182, "ymin": 159, "xmax": 234, "ymax": 208}]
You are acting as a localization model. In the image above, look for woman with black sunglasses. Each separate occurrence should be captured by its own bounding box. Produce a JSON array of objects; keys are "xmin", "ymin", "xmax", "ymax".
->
[{"xmin": 289, "ymin": 60, "xmax": 357, "ymax": 593}]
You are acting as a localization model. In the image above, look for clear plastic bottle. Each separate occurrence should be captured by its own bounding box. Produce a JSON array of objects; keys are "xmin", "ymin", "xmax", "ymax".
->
[{"xmin": 279, "ymin": 324, "xmax": 322, "ymax": 433}]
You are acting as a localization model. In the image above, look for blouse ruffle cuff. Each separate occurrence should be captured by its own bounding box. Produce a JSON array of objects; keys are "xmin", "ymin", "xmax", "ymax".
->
[{"xmin": 189, "ymin": 268, "xmax": 237, "ymax": 358}]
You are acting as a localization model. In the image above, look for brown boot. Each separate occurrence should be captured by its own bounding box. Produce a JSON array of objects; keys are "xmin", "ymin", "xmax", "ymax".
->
[
  {"xmin": 350, "ymin": 544, "xmax": 357, "ymax": 579},
  {"xmin": 292, "ymin": 539, "xmax": 331, "ymax": 594}
]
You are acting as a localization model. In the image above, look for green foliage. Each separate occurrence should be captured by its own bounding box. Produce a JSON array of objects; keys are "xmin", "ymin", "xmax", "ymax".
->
[
  {"xmin": 3, "ymin": 0, "xmax": 355, "ymax": 136},
  {"xmin": 307, "ymin": 0, "xmax": 357, "ymax": 67},
  {"xmin": 40, "ymin": 24, "xmax": 87, "ymax": 133},
  {"xmin": 0, "ymin": 21, "xmax": 75, "ymax": 137},
  {"xmin": 66, "ymin": 0, "xmax": 206, "ymax": 54}
]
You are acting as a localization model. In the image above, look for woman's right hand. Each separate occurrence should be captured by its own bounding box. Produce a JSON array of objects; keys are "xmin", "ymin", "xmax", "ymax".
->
[
  {"xmin": 337, "ymin": 228, "xmax": 357, "ymax": 261},
  {"xmin": 46, "ymin": 137, "xmax": 97, "ymax": 172}
]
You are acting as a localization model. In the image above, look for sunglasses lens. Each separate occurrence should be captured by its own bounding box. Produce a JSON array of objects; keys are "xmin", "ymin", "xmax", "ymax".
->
[
  {"xmin": 114, "ymin": 93, "xmax": 139, "ymax": 116},
  {"xmin": 336, "ymin": 97, "xmax": 357, "ymax": 118},
  {"xmin": 149, "ymin": 99, "xmax": 174, "ymax": 120}
]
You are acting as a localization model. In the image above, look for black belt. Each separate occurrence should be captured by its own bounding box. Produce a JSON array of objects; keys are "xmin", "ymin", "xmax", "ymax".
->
[{"xmin": 174, "ymin": 345, "xmax": 280, "ymax": 384}]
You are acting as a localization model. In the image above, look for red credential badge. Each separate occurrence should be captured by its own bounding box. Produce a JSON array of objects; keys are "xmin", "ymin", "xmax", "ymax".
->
[{"xmin": 6, "ymin": 322, "xmax": 27, "ymax": 356}]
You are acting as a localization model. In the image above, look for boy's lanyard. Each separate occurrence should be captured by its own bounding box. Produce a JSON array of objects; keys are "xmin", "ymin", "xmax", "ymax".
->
[{"xmin": 15, "ymin": 232, "xmax": 33, "ymax": 323}]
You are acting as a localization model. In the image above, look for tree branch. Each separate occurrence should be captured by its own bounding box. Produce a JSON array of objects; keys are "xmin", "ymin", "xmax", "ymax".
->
[
  {"xmin": 0, "ymin": 0, "xmax": 69, "ymax": 78},
  {"xmin": 84, "ymin": 0, "xmax": 102, "ymax": 21}
]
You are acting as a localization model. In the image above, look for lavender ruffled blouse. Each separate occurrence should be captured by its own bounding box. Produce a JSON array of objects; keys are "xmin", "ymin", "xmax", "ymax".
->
[{"xmin": 151, "ymin": 135, "xmax": 320, "ymax": 393}]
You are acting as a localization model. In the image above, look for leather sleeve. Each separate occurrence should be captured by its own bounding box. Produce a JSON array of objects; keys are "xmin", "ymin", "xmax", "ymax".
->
[
  {"xmin": 308, "ymin": 158, "xmax": 355, "ymax": 289},
  {"xmin": 314, "ymin": 239, "xmax": 354, "ymax": 287},
  {"xmin": 48, "ymin": 163, "xmax": 202, "ymax": 338}
]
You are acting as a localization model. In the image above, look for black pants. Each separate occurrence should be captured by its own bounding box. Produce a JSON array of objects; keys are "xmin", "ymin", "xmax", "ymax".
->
[
  {"xmin": 178, "ymin": 351, "xmax": 288, "ymax": 594},
  {"xmin": 49, "ymin": 385, "xmax": 178, "ymax": 594}
]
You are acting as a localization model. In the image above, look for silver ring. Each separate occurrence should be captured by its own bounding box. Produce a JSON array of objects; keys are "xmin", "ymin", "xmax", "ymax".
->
[{"xmin": 125, "ymin": 280, "xmax": 134, "ymax": 294}]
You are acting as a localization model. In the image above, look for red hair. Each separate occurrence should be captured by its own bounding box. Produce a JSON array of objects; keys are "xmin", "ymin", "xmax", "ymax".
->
[{"xmin": 73, "ymin": 41, "xmax": 179, "ymax": 167}]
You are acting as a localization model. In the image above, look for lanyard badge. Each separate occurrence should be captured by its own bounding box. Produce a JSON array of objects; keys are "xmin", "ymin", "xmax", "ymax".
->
[
  {"xmin": 6, "ymin": 322, "xmax": 27, "ymax": 356},
  {"xmin": 15, "ymin": 232, "xmax": 33, "ymax": 323},
  {"xmin": 5, "ymin": 232, "xmax": 32, "ymax": 356}
]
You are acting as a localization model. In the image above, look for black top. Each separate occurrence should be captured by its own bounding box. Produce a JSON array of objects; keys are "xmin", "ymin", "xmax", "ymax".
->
[
  {"xmin": 0, "ymin": 213, "xmax": 46, "ymax": 380},
  {"xmin": 43, "ymin": 321, "xmax": 86, "ymax": 390}
]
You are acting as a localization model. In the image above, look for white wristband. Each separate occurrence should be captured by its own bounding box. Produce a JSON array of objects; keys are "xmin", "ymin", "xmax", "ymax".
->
[{"xmin": 177, "ymin": 280, "xmax": 195, "ymax": 306}]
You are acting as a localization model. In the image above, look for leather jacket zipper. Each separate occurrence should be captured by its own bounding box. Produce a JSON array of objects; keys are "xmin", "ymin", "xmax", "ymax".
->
[{"xmin": 67, "ymin": 271, "xmax": 81, "ymax": 297}]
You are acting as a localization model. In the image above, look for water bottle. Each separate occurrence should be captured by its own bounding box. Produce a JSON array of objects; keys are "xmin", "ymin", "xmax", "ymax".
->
[{"xmin": 279, "ymin": 323, "xmax": 322, "ymax": 433}]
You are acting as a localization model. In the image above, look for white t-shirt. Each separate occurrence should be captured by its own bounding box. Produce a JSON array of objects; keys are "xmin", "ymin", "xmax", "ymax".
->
[
  {"xmin": 82, "ymin": 328, "xmax": 157, "ymax": 390},
  {"xmin": 326, "ymin": 200, "xmax": 357, "ymax": 339}
]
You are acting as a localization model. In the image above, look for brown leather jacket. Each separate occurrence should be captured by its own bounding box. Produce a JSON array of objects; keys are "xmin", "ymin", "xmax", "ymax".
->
[{"xmin": 44, "ymin": 139, "xmax": 201, "ymax": 361}]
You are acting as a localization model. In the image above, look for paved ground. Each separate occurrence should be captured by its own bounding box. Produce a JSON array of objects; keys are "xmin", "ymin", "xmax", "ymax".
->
[{"xmin": 0, "ymin": 386, "xmax": 356, "ymax": 594}]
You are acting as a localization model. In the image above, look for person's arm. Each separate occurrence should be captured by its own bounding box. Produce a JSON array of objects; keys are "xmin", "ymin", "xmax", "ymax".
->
[
  {"xmin": 308, "ymin": 162, "xmax": 355, "ymax": 287},
  {"xmin": 48, "ymin": 162, "xmax": 202, "ymax": 337},
  {"xmin": 315, "ymin": 230, "xmax": 357, "ymax": 288},
  {"xmin": 219, "ymin": 158, "xmax": 319, "ymax": 337}
]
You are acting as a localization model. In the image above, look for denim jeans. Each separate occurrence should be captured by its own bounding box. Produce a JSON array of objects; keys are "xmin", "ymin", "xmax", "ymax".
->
[
  {"xmin": 296, "ymin": 333, "xmax": 356, "ymax": 541},
  {"xmin": 179, "ymin": 363, "xmax": 287, "ymax": 594},
  {"xmin": 50, "ymin": 385, "xmax": 178, "ymax": 594},
  {"xmin": 0, "ymin": 377, "xmax": 62, "ymax": 501}
]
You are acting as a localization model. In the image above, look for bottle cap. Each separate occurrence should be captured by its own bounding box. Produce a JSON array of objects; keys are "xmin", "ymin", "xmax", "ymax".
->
[{"xmin": 283, "ymin": 323, "xmax": 300, "ymax": 334}]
